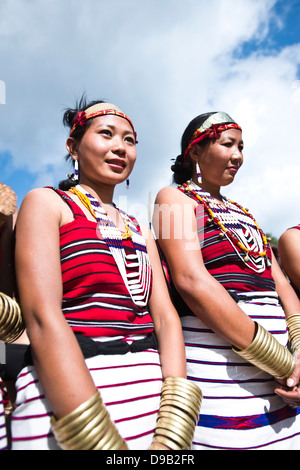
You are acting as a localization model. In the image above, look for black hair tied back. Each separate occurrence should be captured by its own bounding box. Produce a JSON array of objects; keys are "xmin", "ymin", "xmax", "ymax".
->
[
  {"xmin": 171, "ymin": 155, "xmax": 193, "ymax": 185},
  {"xmin": 171, "ymin": 112, "xmax": 217, "ymax": 185}
]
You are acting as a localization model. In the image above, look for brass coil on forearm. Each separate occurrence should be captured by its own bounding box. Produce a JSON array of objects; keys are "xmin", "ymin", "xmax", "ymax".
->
[
  {"xmin": 0, "ymin": 292, "xmax": 25, "ymax": 343},
  {"xmin": 50, "ymin": 391, "xmax": 128, "ymax": 450},
  {"xmin": 232, "ymin": 321, "xmax": 295, "ymax": 379},
  {"xmin": 286, "ymin": 313, "xmax": 300, "ymax": 353},
  {"xmin": 149, "ymin": 377, "xmax": 202, "ymax": 450}
]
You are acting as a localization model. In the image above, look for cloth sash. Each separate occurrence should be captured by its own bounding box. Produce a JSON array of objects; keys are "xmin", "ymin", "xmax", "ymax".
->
[
  {"xmin": 228, "ymin": 290, "xmax": 281, "ymax": 305},
  {"xmin": 75, "ymin": 332, "xmax": 158, "ymax": 358},
  {"xmin": 23, "ymin": 331, "xmax": 158, "ymax": 366}
]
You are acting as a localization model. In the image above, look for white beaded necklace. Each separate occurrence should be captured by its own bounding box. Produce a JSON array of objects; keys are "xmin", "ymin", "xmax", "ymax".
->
[
  {"xmin": 187, "ymin": 181, "xmax": 268, "ymax": 273},
  {"xmin": 75, "ymin": 185, "xmax": 152, "ymax": 307}
]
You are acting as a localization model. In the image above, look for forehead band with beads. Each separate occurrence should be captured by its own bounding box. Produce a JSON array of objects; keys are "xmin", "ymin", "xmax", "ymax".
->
[
  {"xmin": 69, "ymin": 102, "xmax": 137, "ymax": 142},
  {"xmin": 183, "ymin": 112, "xmax": 242, "ymax": 162}
]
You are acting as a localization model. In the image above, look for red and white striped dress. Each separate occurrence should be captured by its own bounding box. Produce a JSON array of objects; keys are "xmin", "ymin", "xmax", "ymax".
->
[
  {"xmin": 164, "ymin": 187, "xmax": 300, "ymax": 450},
  {"xmin": 10, "ymin": 189, "xmax": 162, "ymax": 450}
]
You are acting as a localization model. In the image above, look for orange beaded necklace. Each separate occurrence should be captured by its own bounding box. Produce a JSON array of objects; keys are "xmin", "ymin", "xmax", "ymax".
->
[{"xmin": 180, "ymin": 181, "xmax": 271, "ymax": 267}]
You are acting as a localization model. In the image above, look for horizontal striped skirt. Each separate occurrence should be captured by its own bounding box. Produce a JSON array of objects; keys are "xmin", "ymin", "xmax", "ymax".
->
[
  {"xmin": 0, "ymin": 379, "xmax": 7, "ymax": 450},
  {"xmin": 10, "ymin": 337, "xmax": 163, "ymax": 450},
  {"xmin": 183, "ymin": 291, "xmax": 300, "ymax": 450}
]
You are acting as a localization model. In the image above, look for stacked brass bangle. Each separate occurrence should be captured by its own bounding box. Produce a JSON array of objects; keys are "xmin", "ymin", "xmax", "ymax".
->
[
  {"xmin": 0, "ymin": 292, "xmax": 25, "ymax": 343},
  {"xmin": 150, "ymin": 377, "xmax": 202, "ymax": 450},
  {"xmin": 232, "ymin": 321, "xmax": 295, "ymax": 379},
  {"xmin": 50, "ymin": 391, "xmax": 128, "ymax": 450},
  {"xmin": 286, "ymin": 313, "xmax": 300, "ymax": 353}
]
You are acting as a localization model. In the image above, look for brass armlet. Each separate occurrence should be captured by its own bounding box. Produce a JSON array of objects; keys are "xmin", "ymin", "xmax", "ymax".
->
[
  {"xmin": 149, "ymin": 377, "xmax": 202, "ymax": 451},
  {"xmin": 51, "ymin": 391, "xmax": 128, "ymax": 450},
  {"xmin": 0, "ymin": 292, "xmax": 25, "ymax": 343},
  {"xmin": 232, "ymin": 322, "xmax": 295, "ymax": 379},
  {"xmin": 286, "ymin": 313, "xmax": 300, "ymax": 353}
]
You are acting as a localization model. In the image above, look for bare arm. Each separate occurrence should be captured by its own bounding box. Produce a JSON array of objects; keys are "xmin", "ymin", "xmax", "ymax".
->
[
  {"xmin": 141, "ymin": 223, "xmax": 186, "ymax": 379},
  {"xmin": 270, "ymin": 247, "xmax": 300, "ymax": 315},
  {"xmin": 278, "ymin": 229, "xmax": 300, "ymax": 294},
  {"xmin": 15, "ymin": 189, "xmax": 97, "ymax": 419},
  {"xmin": 153, "ymin": 186, "xmax": 256, "ymax": 350},
  {"xmin": 272, "ymin": 233, "xmax": 300, "ymax": 400}
]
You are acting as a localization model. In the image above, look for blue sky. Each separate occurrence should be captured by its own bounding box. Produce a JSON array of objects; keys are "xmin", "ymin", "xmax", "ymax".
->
[
  {"xmin": 0, "ymin": 0, "xmax": 300, "ymax": 237},
  {"xmin": 238, "ymin": 0, "xmax": 300, "ymax": 53}
]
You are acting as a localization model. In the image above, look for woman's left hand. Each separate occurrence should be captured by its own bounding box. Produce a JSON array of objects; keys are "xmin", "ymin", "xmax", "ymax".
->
[{"xmin": 275, "ymin": 350, "xmax": 300, "ymax": 408}]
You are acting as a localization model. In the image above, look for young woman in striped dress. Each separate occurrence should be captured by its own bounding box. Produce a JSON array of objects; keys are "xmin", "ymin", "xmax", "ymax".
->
[
  {"xmin": 154, "ymin": 112, "xmax": 300, "ymax": 450},
  {"xmin": 10, "ymin": 98, "xmax": 201, "ymax": 450}
]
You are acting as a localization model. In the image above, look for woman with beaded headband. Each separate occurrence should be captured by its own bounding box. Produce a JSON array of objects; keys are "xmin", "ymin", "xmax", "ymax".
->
[
  {"xmin": 10, "ymin": 97, "xmax": 202, "ymax": 450},
  {"xmin": 153, "ymin": 111, "xmax": 300, "ymax": 450}
]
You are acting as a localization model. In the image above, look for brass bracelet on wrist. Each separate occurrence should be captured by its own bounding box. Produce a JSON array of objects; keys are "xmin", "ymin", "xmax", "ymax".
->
[
  {"xmin": 156, "ymin": 416, "xmax": 193, "ymax": 445},
  {"xmin": 52, "ymin": 392, "xmax": 100, "ymax": 431},
  {"xmin": 150, "ymin": 435, "xmax": 182, "ymax": 451},
  {"xmin": 158, "ymin": 409, "xmax": 195, "ymax": 430},
  {"xmin": 286, "ymin": 313, "xmax": 300, "ymax": 353},
  {"xmin": 232, "ymin": 321, "xmax": 295, "ymax": 379},
  {"xmin": 156, "ymin": 417, "xmax": 191, "ymax": 441},
  {"xmin": 159, "ymin": 396, "xmax": 199, "ymax": 422},
  {"xmin": 163, "ymin": 376, "xmax": 202, "ymax": 396},
  {"xmin": 154, "ymin": 425, "xmax": 191, "ymax": 449},
  {"xmin": 50, "ymin": 391, "xmax": 128, "ymax": 450},
  {"xmin": 161, "ymin": 383, "xmax": 201, "ymax": 401},
  {"xmin": 149, "ymin": 377, "xmax": 202, "ymax": 451},
  {"xmin": 158, "ymin": 404, "xmax": 196, "ymax": 427},
  {"xmin": 0, "ymin": 292, "xmax": 25, "ymax": 343},
  {"xmin": 150, "ymin": 442, "xmax": 169, "ymax": 450},
  {"xmin": 58, "ymin": 408, "xmax": 110, "ymax": 449}
]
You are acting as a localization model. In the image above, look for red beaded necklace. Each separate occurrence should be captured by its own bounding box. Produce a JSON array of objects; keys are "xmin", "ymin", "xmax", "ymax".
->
[{"xmin": 180, "ymin": 182, "xmax": 271, "ymax": 267}]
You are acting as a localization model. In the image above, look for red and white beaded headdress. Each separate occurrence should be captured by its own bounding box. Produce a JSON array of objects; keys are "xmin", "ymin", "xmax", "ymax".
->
[
  {"xmin": 183, "ymin": 112, "xmax": 242, "ymax": 161},
  {"xmin": 70, "ymin": 102, "xmax": 137, "ymax": 142}
]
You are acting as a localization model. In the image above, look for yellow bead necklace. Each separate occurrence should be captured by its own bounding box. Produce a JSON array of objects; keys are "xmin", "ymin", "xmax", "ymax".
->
[
  {"xmin": 69, "ymin": 186, "xmax": 132, "ymax": 239},
  {"xmin": 180, "ymin": 182, "xmax": 271, "ymax": 267}
]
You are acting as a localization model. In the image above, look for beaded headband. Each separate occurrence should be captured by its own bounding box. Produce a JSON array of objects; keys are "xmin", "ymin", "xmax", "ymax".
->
[
  {"xmin": 183, "ymin": 112, "xmax": 242, "ymax": 161},
  {"xmin": 69, "ymin": 102, "xmax": 137, "ymax": 141}
]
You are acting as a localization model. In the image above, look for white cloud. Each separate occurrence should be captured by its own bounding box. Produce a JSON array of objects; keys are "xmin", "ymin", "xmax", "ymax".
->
[
  {"xmin": 0, "ymin": 0, "xmax": 299, "ymax": 237},
  {"xmin": 219, "ymin": 45, "xmax": 300, "ymax": 236}
]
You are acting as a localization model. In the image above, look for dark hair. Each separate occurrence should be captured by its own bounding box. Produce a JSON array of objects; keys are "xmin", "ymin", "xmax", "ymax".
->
[
  {"xmin": 59, "ymin": 95, "xmax": 106, "ymax": 190},
  {"xmin": 171, "ymin": 112, "xmax": 217, "ymax": 185}
]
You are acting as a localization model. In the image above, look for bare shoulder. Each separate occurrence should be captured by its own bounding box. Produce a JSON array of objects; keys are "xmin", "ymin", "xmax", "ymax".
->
[
  {"xmin": 155, "ymin": 185, "xmax": 195, "ymax": 206},
  {"xmin": 18, "ymin": 187, "xmax": 66, "ymax": 222},
  {"xmin": 279, "ymin": 227, "xmax": 300, "ymax": 243},
  {"xmin": 155, "ymin": 185, "xmax": 180, "ymax": 203},
  {"xmin": 21, "ymin": 187, "xmax": 58, "ymax": 205}
]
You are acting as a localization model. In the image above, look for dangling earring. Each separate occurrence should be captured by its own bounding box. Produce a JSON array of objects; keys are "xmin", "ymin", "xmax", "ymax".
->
[
  {"xmin": 74, "ymin": 160, "xmax": 79, "ymax": 182},
  {"xmin": 126, "ymin": 178, "xmax": 130, "ymax": 189},
  {"xmin": 196, "ymin": 162, "xmax": 202, "ymax": 184}
]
